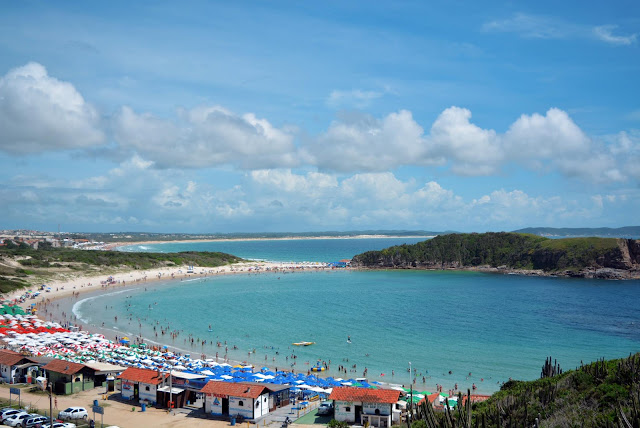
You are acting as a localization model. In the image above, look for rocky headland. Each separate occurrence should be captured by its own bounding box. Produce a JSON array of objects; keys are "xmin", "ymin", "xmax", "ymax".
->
[{"xmin": 350, "ymin": 232, "xmax": 640, "ymax": 279}]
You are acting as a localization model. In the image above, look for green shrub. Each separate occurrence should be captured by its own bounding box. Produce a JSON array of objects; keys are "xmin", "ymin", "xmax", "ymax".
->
[{"xmin": 328, "ymin": 419, "xmax": 349, "ymax": 428}]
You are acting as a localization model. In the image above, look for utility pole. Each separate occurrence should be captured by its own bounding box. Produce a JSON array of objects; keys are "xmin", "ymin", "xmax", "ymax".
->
[
  {"xmin": 169, "ymin": 367, "xmax": 173, "ymax": 414},
  {"xmin": 48, "ymin": 384, "xmax": 53, "ymax": 428},
  {"xmin": 408, "ymin": 362, "xmax": 412, "ymax": 426}
]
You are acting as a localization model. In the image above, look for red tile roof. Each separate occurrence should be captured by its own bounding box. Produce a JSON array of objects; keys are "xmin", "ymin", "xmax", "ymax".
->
[
  {"xmin": 329, "ymin": 387, "xmax": 401, "ymax": 404},
  {"xmin": 461, "ymin": 394, "xmax": 491, "ymax": 406},
  {"xmin": 43, "ymin": 359, "xmax": 85, "ymax": 375},
  {"xmin": 0, "ymin": 349, "xmax": 28, "ymax": 366},
  {"xmin": 117, "ymin": 367, "xmax": 167, "ymax": 385},
  {"xmin": 200, "ymin": 381, "xmax": 267, "ymax": 399},
  {"xmin": 427, "ymin": 392, "xmax": 441, "ymax": 404}
]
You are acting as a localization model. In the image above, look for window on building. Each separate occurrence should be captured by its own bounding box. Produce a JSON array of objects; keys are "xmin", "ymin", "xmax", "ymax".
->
[
  {"xmin": 375, "ymin": 409, "xmax": 380, "ymax": 415},
  {"xmin": 239, "ymin": 400, "xmax": 244, "ymax": 407},
  {"xmin": 256, "ymin": 401, "xmax": 260, "ymax": 408},
  {"xmin": 145, "ymin": 386, "xmax": 150, "ymax": 391},
  {"xmin": 345, "ymin": 406, "xmax": 351, "ymax": 412}
]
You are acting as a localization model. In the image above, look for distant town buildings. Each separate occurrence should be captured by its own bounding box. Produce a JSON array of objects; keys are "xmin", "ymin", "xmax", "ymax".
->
[{"xmin": 0, "ymin": 230, "xmax": 107, "ymax": 250}]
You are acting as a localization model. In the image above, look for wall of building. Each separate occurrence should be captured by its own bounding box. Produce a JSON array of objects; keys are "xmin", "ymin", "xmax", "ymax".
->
[
  {"xmin": 139, "ymin": 383, "xmax": 158, "ymax": 404},
  {"xmin": 335, "ymin": 400, "xmax": 358, "ymax": 423},
  {"xmin": 0, "ymin": 364, "xmax": 12, "ymax": 383},
  {"xmin": 204, "ymin": 393, "xmax": 269, "ymax": 420},
  {"xmin": 121, "ymin": 380, "xmax": 134, "ymax": 399},
  {"xmin": 253, "ymin": 393, "xmax": 270, "ymax": 419},
  {"xmin": 363, "ymin": 402, "xmax": 392, "ymax": 416},
  {"xmin": 205, "ymin": 394, "xmax": 223, "ymax": 415},
  {"xmin": 229, "ymin": 396, "xmax": 255, "ymax": 420}
]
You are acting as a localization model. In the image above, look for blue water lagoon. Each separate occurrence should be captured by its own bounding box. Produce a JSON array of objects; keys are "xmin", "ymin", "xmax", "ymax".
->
[{"xmin": 74, "ymin": 238, "xmax": 640, "ymax": 394}]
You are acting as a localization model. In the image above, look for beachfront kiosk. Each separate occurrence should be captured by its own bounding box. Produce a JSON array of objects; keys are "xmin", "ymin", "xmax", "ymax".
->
[
  {"xmin": 0, "ymin": 349, "xmax": 40, "ymax": 384},
  {"xmin": 42, "ymin": 359, "xmax": 97, "ymax": 394},
  {"xmin": 117, "ymin": 367, "xmax": 167, "ymax": 405},
  {"xmin": 83, "ymin": 361, "xmax": 125, "ymax": 392},
  {"xmin": 329, "ymin": 386, "xmax": 401, "ymax": 428},
  {"xmin": 200, "ymin": 381, "xmax": 271, "ymax": 421},
  {"xmin": 167, "ymin": 370, "xmax": 208, "ymax": 408}
]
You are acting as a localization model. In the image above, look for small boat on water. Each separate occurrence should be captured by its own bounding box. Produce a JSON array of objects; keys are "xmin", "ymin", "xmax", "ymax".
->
[{"xmin": 292, "ymin": 341, "xmax": 315, "ymax": 346}]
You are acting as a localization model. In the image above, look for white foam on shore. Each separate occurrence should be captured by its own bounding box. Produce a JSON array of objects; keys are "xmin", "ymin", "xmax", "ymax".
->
[{"xmin": 72, "ymin": 288, "xmax": 132, "ymax": 323}]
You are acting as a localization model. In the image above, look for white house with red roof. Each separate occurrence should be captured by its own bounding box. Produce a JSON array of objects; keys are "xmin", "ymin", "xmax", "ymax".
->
[
  {"xmin": 0, "ymin": 349, "xmax": 39, "ymax": 384},
  {"xmin": 200, "ymin": 381, "xmax": 270, "ymax": 420},
  {"xmin": 117, "ymin": 367, "xmax": 167, "ymax": 405},
  {"xmin": 329, "ymin": 386, "xmax": 401, "ymax": 427}
]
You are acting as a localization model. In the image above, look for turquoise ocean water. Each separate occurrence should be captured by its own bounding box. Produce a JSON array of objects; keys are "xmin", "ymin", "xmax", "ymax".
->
[{"xmin": 73, "ymin": 238, "xmax": 640, "ymax": 394}]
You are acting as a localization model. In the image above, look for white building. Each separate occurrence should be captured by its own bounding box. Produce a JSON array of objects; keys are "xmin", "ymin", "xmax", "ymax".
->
[
  {"xmin": 117, "ymin": 367, "xmax": 167, "ymax": 405},
  {"xmin": 0, "ymin": 349, "xmax": 39, "ymax": 384},
  {"xmin": 200, "ymin": 381, "xmax": 270, "ymax": 421},
  {"xmin": 329, "ymin": 386, "xmax": 402, "ymax": 428}
]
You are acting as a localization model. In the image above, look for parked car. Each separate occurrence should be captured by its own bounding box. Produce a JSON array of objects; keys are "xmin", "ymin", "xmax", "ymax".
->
[
  {"xmin": 23, "ymin": 415, "xmax": 49, "ymax": 427},
  {"xmin": 5, "ymin": 413, "xmax": 37, "ymax": 427},
  {"xmin": 57, "ymin": 407, "xmax": 87, "ymax": 420},
  {"xmin": 0, "ymin": 409, "xmax": 24, "ymax": 422},
  {"xmin": 42, "ymin": 422, "xmax": 76, "ymax": 428},
  {"xmin": 317, "ymin": 401, "xmax": 334, "ymax": 415}
]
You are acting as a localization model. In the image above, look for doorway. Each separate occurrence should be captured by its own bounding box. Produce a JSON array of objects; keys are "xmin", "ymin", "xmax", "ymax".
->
[{"xmin": 355, "ymin": 405, "xmax": 363, "ymax": 424}]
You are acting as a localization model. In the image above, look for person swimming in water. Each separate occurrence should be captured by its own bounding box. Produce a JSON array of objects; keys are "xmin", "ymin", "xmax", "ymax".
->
[{"xmin": 347, "ymin": 335, "xmax": 351, "ymax": 343}]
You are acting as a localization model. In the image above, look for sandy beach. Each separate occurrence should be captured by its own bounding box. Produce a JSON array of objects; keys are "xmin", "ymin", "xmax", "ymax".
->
[
  {"xmin": 6, "ymin": 260, "xmax": 333, "ymax": 308},
  {"xmin": 6, "ymin": 259, "xmax": 339, "ymax": 368},
  {"xmin": 0, "ymin": 260, "xmax": 340, "ymax": 428},
  {"xmin": 107, "ymin": 234, "xmax": 432, "ymax": 247}
]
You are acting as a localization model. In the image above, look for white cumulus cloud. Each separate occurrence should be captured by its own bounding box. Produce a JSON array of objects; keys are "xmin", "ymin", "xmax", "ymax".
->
[
  {"xmin": 0, "ymin": 62, "xmax": 104, "ymax": 154},
  {"xmin": 429, "ymin": 106, "xmax": 502, "ymax": 175},
  {"xmin": 114, "ymin": 105, "xmax": 299, "ymax": 169},
  {"xmin": 504, "ymin": 108, "xmax": 590, "ymax": 158},
  {"xmin": 306, "ymin": 110, "xmax": 437, "ymax": 172}
]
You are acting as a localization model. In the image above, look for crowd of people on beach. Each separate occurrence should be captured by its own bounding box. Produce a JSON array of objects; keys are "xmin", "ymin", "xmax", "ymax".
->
[{"xmin": 24, "ymin": 264, "xmax": 499, "ymax": 397}]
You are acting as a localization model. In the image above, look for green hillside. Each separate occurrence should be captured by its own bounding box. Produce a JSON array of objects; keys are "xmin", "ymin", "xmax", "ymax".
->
[
  {"xmin": 351, "ymin": 232, "xmax": 637, "ymax": 275},
  {"xmin": 409, "ymin": 353, "xmax": 640, "ymax": 427},
  {"xmin": 0, "ymin": 242, "xmax": 243, "ymax": 294}
]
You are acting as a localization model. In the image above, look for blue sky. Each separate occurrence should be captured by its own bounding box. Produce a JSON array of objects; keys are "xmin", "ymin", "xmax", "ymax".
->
[{"xmin": 0, "ymin": 1, "xmax": 639, "ymax": 233}]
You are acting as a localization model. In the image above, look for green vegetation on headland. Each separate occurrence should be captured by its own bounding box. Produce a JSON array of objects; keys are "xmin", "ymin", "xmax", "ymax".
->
[
  {"xmin": 406, "ymin": 353, "xmax": 640, "ymax": 427},
  {"xmin": 351, "ymin": 232, "xmax": 640, "ymax": 279},
  {"xmin": 0, "ymin": 240, "xmax": 243, "ymax": 294}
]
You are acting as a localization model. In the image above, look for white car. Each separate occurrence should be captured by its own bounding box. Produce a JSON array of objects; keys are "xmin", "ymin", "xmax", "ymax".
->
[
  {"xmin": 0, "ymin": 409, "xmax": 24, "ymax": 422},
  {"xmin": 23, "ymin": 415, "xmax": 49, "ymax": 428},
  {"xmin": 57, "ymin": 407, "xmax": 88, "ymax": 420},
  {"xmin": 5, "ymin": 413, "xmax": 36, "ymax": 427},
  {"xmin": 317, "ymin": 401, "xmax": 334, "ymax": 415},
  {"xmin": 42, "ymin": 422, "xmax": 77, "ymax": 428}
]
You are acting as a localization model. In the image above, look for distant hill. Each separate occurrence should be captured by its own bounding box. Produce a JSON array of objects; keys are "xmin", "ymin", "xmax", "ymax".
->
[
  {"xmin": 513, "ymin": 226, "xmax": 640, "ymax": 238},
  {"xmin": 351, "ymin": 232, "xmax": 640, "ymax": 279}
]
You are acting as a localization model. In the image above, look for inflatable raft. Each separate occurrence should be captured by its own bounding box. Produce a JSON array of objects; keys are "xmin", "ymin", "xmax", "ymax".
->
[{"xmin": 292, "ymin": 341, "xmax": 315, "ymax": 346}]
